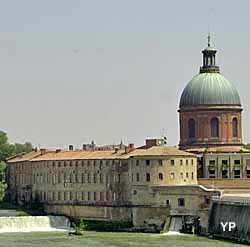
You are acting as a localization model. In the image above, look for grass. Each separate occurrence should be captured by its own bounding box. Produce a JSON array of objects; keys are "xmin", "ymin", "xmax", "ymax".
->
[{"xmin": 0, "ymin": 231, "xmax": 246, "ymax": 247}]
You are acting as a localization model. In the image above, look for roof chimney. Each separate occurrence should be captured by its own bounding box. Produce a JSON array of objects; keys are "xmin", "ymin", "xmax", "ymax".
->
[
  {"xmin": 128, "ymin": 143, "xmax": 135, "ymax": 150},
  {"xmin": 114, "ymin": 147, "xmax": 119, "ymax": 153},
  {"xmin": 69, "ymin": 145, "xmax": 73, "ymax": 151},
  {"xmin": 56, "ymin": 149, "xmax": 61, "ymax": 153},
  {"xmin": 40, "ymin": 149, "xmax": 46, "ymax": 155}
]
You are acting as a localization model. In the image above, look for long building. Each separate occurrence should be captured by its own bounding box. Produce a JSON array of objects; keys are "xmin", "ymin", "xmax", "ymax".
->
[{"xmin": 6, "ymin": 139, "xmax": 219, "ymax": 232}]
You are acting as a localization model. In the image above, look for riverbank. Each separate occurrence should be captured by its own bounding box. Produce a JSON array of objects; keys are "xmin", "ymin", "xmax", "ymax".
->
[{"xmin": 0, "ymin": 231, "xmax": 246, "ymax": 247}]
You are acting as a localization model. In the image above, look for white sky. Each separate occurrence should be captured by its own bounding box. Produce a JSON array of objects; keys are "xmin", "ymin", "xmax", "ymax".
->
[{"xmin": 0, "ymin": 0, "xmax": 250, "ymax": 149}]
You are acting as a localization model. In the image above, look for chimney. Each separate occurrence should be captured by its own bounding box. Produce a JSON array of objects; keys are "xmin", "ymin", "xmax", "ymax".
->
[
  {"xmin": 69, "ymin": 145, "xmax": 73, "ymax": 151},
  {"xmin": 125, "ymin": 143, "xmax": 135, "ymax": 154},
  {"xmin": 128, "ymin": 143, "xmax": 135, "ymax": 150},
  {"xmin": 114, "ymin": 147, "xmax": 119, "ymax": 153},
  {"xmin": 83, "ymin": 144, "xmax": 87, "ymax": 151},
  {"xmin": 91, "ymin": 140, "xmax": 96, "ymax": 151},
  {"xmin": 56, "ymin": 149, "xmax": 61, "ymax": 153},
  {"xmin": 40, "ymin": 148, "xmax": 46, "ymax": 155}
]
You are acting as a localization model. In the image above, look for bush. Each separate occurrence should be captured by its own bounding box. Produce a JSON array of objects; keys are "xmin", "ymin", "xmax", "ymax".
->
[{"xmin": 75, "ymin": 219, "xmax": 133, "ymax": 232}]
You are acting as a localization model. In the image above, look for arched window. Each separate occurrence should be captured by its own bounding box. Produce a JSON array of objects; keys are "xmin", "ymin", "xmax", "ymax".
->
[
  {"xmin": 211, "ymin": 118, "xmax": 219, "ymax": 137},
  {"xmin": 188, "ymin": 119, "xmax": 195, "ymax": 138},
  {"xmin": 232, "ymin": 118, "xmax": 238, "ymax": 137}
]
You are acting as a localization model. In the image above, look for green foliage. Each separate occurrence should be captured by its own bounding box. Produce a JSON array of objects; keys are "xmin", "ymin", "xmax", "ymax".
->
[
  {"xmin": 0, "ymin": 183, "xmax": 7, "ymax": 201},
  {"xmin": 71, "ymin": 220, "xmax": 86, "ymax": 235},
  {"xmin": 74, "ymin": 219, "xmax": 133, "ymax": 232},
  {"xmin": 244, "ymin": 143, "xmax": 250, "ymax": 150},
  {"xmin": 0, "ymin": 130, "xmax": 33, "ymax": 161},
  {"xmin": 0, "ymin": 162, "xmax": 6, "ymax": 182},
  {"xmin": 0, "ymin": 130, "xmax": 33, "ymax": 203}
]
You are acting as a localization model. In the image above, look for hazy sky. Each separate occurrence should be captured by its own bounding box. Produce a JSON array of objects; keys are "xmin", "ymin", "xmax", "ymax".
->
[{"xmin": 1, "ymin": 0, "xmax": 250, "ymax": 149}]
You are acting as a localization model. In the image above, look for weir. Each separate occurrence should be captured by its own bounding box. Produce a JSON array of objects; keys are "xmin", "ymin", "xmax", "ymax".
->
[
  {"xmin": 0, "ymin": 216, "xmax": 71, "ymax": 233},
  {"xmin": 208, "ymin": 197, "xmax": 250, "ymax": 243},
  {"xmin": 169, "ymin": 217, "xmax": 183, "ymax": 232}
]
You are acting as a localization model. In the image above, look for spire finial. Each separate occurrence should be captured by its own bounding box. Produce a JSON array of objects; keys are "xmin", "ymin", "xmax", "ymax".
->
[{"xmin": 207, "ymin": 32, "xmax": 211, "ymax": 47}]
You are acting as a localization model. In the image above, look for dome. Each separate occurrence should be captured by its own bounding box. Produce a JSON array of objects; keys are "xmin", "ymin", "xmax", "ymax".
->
[{"xmin": 179, "ymin": 72, "xmax": 241, "ymax": 108}]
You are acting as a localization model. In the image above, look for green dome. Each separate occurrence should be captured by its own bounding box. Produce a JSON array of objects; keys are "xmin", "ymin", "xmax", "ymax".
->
[{"xmin": 179, "ymin": 73, "xmax": 241, "ymax": 108}]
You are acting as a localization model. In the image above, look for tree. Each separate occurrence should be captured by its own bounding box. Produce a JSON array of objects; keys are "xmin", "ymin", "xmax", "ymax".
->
[{"xmin": 0, "ymin": 130, "xmax": 33, "ymax": 202}]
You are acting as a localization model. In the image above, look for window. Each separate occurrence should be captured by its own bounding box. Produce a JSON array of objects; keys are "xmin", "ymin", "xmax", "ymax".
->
[
  {"xmin": 186, "ymin": 172, "xmax": 189, "ymax": 178},
  {"xmin": 100, "ymin": 174, "xmax": 103, "ymax": 183},
  {"xmin": 58, "ymin": 173, "xmax": 62, "ymax": 183},
  {"xmin": 81, "ymin": 173, "xmax": 85, "ymax": 183},
  {"xmin": 158, "ymin": 160, "xmax": 163, "ymax": 166},
  {"xmin": 100, "ymin": 192, "xmax": 104, "ymax": 201},
  {"xmin": 136, "ymin": 173, "xmax": 140, "ymax": 182},
  {"xmin": 191, "ymin": 159, "xmax": 194, "ymax": 165},
  {"xmin": 222, "ymin": 170, "xmax": 228, "ymax": 178},
  {"xmin": 234, "ymin": 170, "xmax": 240, "ymax": 178},
  {"xmin": 191, "ymin": 172, "xmax": 194, "ymax": 180},
  {"xmin": 170, "ymin": 160, "xmax": 175, "ymax": 166},
  {"xmin": 58, "ymin": 192, "xmax": 62, "ymax": 201},
  {"xmin": 180, "ymin": 160, "xmax": 183, "ymax": 165},
  {"xmin": 234, "ymin": 160, "xmax": 240, "ymax": 165},
  {"xmin": 188, "ymin": 119, "xmax": 195, "ymax": 138},
  {"xmin": 232, "ymin": 118, "xmax": 238, "ymax": 137},
  {"xmin": 246, "ymin": 159, "xmax": 250, "ymax": 165},
  {"xmin": 209, "ymin": 160, "xmax": 215, "ymax": 165},
  {"xmin": 170, "ymin": 172, "xmax": 175, "ymax": 179},
  {"xmin": 246, "ymin": 170, "xmax": 250, "ymax": 178},
  {"xmin": 222, "ymin": 160, "xmax": 228, "ymax": 165},
  {"xmin": 88, "ymin": 174, "xmax": 91, "ymax": 183},
  {"xmin": 81, "ymin": 192, "xmax": 85, "ymax": 201},
  {"xmin": 106, "ymin": 191, "xmax": 110, "ymax": 201},
  {"xmin": 204, "ymin": 196, "xmax": 210, "ymax": 204},
  {"xmin": 166, "ymin": 200, "xmax": 170, "ymax": 207},
  {"xmin": 180, "ymin": 172, "xmax": 183, "ymax": 179},
  {"xmin": 146, "ymin": 173, "xmax": 151, "ymax": 182},
  {"xmin": 159, "ymin": 173, "xmax": 163, "ymax": 180},
  {"xmin": 136, "ymin": 160, "xmax": 139, "ymax": 166},
  {"xmin": 211, "ymin": 118, "xmax": 219, "ymax": 137},
  {"xmin": 93, "ymin": 174, "xmax": 96, "ymax": 183},
  {"xmin": 186, "ymin": 159, "xmax": 188, "ymax": 165},
  {"xmin": 93, "ymin": 192, "xmax": 96, "ymax": 201},
  {"xmin": 178, "ymin": 198, "xmax": 185, "ymax": 207},
  {"xmin": 209, "ymin": 170, "xmax": 215, "ymax": 178},
  {"xmin": 87, "ymin": 192, "xmax": 91, "ymax": 201},
  {"xmin": 146, "ymin": 160, "xmax": 150, "ymax": 166}
]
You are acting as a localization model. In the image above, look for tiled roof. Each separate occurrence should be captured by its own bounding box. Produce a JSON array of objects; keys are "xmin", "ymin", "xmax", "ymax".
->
[
  {"xmin": 31, "ymin": 150, "xmax": 129, "ymax": 161},
  {"xmin": 7, "ymin": 146, "xmax": 195, "ymax": 163},
  {"xmin": 7, "ymin": 151, "xmax": 43, "ymax": 163},
  {"xmin": 129, "ymin": 146, "xmax": 196, "ymax": 157}
]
